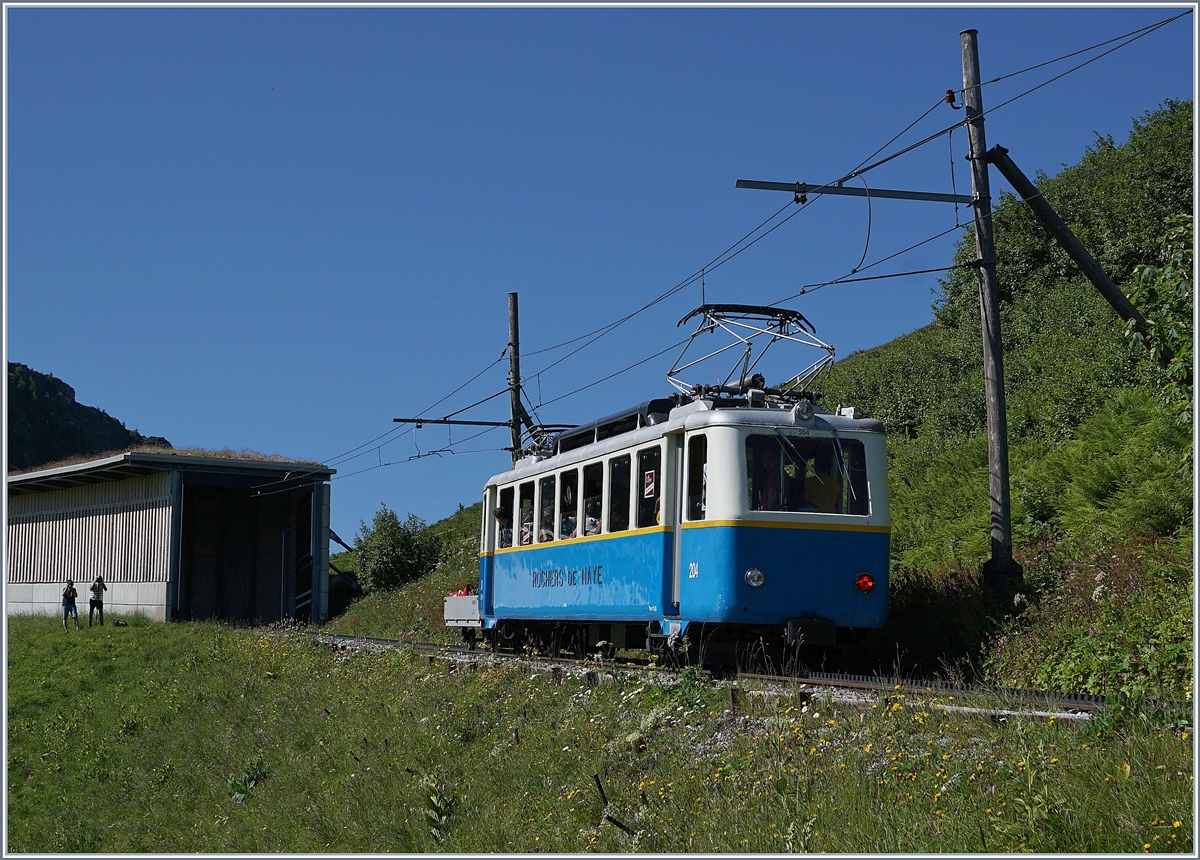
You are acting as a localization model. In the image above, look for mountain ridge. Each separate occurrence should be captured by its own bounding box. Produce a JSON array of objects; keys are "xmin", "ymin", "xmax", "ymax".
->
[{"xmin": 7, "ymin": 362, "xmax": 172, "ymax": 472}]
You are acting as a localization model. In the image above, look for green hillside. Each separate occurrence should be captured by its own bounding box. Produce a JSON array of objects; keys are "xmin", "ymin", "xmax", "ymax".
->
[
  {"xmin": 812, "ymin": 101, "xmax": 1193, "ymax": 696},
  {"xmin": 824, "ymin": 99, "xmax": 1192, "ymax": 566},
  {"xmin": 7, "ymin": 362, "xmax": 172, "ymax": 471},
  {"xmin": 325, "ymin": 503, "xmax": 482, "ymax": 643}
]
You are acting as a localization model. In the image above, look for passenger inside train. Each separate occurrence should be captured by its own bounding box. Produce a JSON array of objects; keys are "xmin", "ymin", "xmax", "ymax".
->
[{"xmin": 495, "ymin": 506, "xmax": 513, "ymax": 548}]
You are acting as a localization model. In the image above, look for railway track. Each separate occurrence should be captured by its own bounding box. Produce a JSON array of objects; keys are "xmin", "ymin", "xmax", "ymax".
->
[{"xmin": 309, "ymin": 630, "xmax": 1193, "ymax": 727}]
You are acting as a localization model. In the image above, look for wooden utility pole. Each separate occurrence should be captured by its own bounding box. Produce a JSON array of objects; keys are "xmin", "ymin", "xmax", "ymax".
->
[
  {"xmin": 508, "ymin": 292, "xmax": 527, "ymax": 466},
  {"xmin": 961, "ymin": 29, "xmax": 1013, "ymax": 592}
]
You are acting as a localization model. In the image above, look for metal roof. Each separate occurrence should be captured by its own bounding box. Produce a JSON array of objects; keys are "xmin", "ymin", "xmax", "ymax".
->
[{"xmin": 7, "ymin": 451, "xmax": 336, "ymax": 496}]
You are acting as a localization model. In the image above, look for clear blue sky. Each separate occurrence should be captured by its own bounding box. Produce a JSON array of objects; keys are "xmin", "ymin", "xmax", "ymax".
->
[{"xmin": 5, "ymin": 5, "xmax": 1194, "ymax": 544}]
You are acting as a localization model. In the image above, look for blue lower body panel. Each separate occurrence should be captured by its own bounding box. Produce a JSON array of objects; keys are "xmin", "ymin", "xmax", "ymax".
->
[
  {"xmin": 477, "ymin": 523, "xmax": 888, "ymax": 632},
  {"xmin": 677, "ymin": 525, "xmax": 888, "ymax": 629},
  {"xmin": 485, "ymin": 529, "xmax": 671, "ymax": 623}
]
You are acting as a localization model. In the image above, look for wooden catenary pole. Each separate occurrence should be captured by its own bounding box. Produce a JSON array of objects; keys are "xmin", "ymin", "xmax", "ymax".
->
[
  {"xmin": 508, "ymin": 292, "xmax": 525, "ymax": 466},
  {"xmin": 961, "ymin": 29, "xmax": 1013, "ymax": 591}
]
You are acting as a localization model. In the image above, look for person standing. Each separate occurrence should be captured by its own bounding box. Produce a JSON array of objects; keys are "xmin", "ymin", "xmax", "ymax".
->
[
  {"xmin": 62, "ymin": 579, "xmax": 79, "ymax": 632},
  {"xmin": 89, "ymin": 575, "xmax": 107, "ymax": 627}
]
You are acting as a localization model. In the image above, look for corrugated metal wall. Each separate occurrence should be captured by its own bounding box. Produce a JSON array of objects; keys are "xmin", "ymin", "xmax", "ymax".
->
[{"xmin": 7, "ymin": 473, "xmax": 173, "ymax": 585}]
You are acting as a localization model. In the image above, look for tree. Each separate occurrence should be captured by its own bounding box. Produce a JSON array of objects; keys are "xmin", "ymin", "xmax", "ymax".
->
[
  {"xmin": 1126, "ymin": 213, "xmax": 1193, "ymax": 466},
  {"xmin": 1127, "ymin": 213, "xmax": 1193, "ymax": 393},
  {"xmin": 353, "ymin": 504, "xmax": 444, "ymax": 593}
]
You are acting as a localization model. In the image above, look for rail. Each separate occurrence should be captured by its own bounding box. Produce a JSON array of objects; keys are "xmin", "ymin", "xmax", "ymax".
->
[{"xmin": 306, "ymin": 631, "xmax": 1192, "ymax": 726}]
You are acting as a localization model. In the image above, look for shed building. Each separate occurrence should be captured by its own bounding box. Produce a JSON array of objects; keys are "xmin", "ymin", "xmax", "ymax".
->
[{"xmin": 7, "ymin": 452, "xmax": 334, "ymax": 623}]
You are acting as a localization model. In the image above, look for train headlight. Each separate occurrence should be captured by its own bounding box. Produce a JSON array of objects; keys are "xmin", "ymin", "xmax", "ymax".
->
[
  {"xmin": 793, "ymin": 400, "xmax": 815, "ymax": 422},
  {"xmin": 745, "ymin": 567, "xmax": 766, "ymax": 588},
  {"xmin": 855, "ymin": 573, "xmax": 876, "ymax": 593}
]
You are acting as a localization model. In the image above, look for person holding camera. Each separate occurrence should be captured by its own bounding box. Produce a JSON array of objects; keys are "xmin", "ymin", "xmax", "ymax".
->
[
  {"xmin": 62, "ymin": 579, "xmax": 79, "ymax": 632},
  {"xmin": 89, "ymin": 575, "xmax": 108, "ymax": 627}
]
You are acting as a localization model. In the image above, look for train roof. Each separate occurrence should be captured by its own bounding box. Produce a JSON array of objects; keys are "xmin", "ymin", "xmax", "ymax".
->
[
  {"xmin": 486, "ymin": 396, "xmax": 883, "ymax": 486},
  {"xmin": 554, "ymin": 398, "xmax": 676, "ymax": 454}
]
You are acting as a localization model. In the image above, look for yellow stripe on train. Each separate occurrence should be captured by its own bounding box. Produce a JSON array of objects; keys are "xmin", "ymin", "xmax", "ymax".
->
[
  {"xmin": 492, "ymin": 525, "xmax": 672, "ymax": 554},
  {"xmin": 682, "ymin": 519, "xmax": 890, "ymax": 534}
]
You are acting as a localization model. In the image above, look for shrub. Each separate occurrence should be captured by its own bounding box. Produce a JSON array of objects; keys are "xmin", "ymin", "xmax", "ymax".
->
[
  {"xmin": 984, "ymin": 534, "xmax": 1192, "ymax": 701},
  {"xmin": 1126, "ymin": 213, "xmax": 1193, "ymax": 467},
  {"xmin": 353, "ymin": 504, "xmax": 444, "ymax": 593}
]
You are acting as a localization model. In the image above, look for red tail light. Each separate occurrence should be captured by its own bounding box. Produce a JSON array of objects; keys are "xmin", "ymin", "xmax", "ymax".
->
[{"xmin": 855, "ymin": 573, "xmax": 875, "ymax": 593}]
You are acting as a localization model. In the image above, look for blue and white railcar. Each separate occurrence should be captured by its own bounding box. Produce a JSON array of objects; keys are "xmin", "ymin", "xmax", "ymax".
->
[{"xmin": 449, "ymin": 392, "xmax": 889, "ymax": 659}]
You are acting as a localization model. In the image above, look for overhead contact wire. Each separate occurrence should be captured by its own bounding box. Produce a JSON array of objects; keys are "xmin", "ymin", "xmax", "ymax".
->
[
  {"xmin": 330, "ymin": 13, "xmax": 1192, "ymax": 478},
  {"xmin": 967, "ymin": 10, "xmax": 1191, "ymax": 91},
  {"xmin": 852, "ymin": 11, "xmax": 1189, "ymax": 183}
]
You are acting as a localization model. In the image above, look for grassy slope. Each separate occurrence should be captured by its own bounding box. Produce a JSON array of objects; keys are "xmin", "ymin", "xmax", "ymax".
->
[
  {"xmin": 7, "ymin": 614, "xmax": 1192, "ymax": 853},
  {"xmin": 325, "ymin": 504, "xmax": 481, "ymax": 644}
]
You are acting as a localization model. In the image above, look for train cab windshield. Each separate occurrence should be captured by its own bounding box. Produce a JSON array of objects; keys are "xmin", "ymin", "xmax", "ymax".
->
[{"xmin": 745, "ymin": 432, "xmax": 869, "ymax": 515}]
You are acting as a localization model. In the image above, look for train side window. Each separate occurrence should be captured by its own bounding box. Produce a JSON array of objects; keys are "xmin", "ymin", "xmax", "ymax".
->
[
  {"xmin": 518, "ymin": 481, "xmax": 534, "ymax": 545},
  {"xmin": 686, "ymin": 435, "xmax": 707, "ymax": 521},
  {"xmin": 582, "ymin": 462, "xmax": 603, "ymax": 536},
  {"xmin": 608, "ymin": 454, "xmax": 632, "ymax": 533},
  {"xmin": 558, "ymin": 469, "xmax": 579, "ymax": 539},
  {"xmin": 496, "ymin": 486, "xmax": 514, "ymax": 548},
  {"xmin": 636, "ymin": 446, "xmax": 662, "ymax": 527},
  {"xmin": 537, "ymin": 475, "xmax": 556, "ymax": 542},
  {"xmin": 838, "ymin": 438, "xmax": 870, "ymax": 515}
]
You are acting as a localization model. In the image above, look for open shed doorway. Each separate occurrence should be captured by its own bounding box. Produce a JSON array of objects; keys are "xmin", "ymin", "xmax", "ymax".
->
[{"xmin": 177, "ymin": 476, "xmax": 320, "ymax": 624}]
